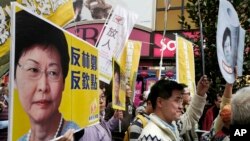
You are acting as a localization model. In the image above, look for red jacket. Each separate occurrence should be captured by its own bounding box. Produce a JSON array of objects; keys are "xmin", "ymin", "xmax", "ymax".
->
[{"xmin": 202, "ymin": 105, "xmax": 219, "ymax": 131}]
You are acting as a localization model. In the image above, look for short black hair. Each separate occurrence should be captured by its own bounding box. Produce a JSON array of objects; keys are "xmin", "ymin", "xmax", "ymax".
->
[
  {"xmin": 15, "ymin": 10, "xmax": 69, "ymax": 81},
  {"xmin": 148, "ymin": 79, "xmax": 184, "ymax": 110},
  {"xmin": 215, "ymin": 92, "xmax": 223, "ymax": 101},
  {"xmin": 99, "ymin": 80, "xmax": 107, "ymax": 97},
  {"xmin": 182, "ymin": 83, "xmax": 188, "ymax": 88}
]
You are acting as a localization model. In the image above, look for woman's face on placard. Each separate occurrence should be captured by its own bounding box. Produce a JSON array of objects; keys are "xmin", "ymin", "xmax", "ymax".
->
[
  {"xmin": 114, "ymin": 71, "xmax": 120, "ymax": 99},
  {"xmin": 15, "ymin": 45, "xmax": 64, "ymax": 123},
  {"xmin": 223, "ymin": 35, "xmax": 233, "ymax": 65}
]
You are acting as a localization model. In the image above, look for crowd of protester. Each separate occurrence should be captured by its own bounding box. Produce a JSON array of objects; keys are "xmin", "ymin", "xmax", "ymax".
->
[{"xmin": 2, "ymin": 72, "xmax": 250, "ymax": 141}]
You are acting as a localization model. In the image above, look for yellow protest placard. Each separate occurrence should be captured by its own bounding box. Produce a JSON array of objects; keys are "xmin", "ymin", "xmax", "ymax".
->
[{"xmin": 11, "ymin": 4, "xmax": 98, "ymax": 140}]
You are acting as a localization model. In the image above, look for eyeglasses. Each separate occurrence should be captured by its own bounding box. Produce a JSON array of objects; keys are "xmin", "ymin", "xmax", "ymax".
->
[
  {"xmin": 17, "ymin": 62, "xmax": 62, "ymax": 82},
  {"xmin": 100, "ymin": 95, "xmax": 106, "ymax": 101}
]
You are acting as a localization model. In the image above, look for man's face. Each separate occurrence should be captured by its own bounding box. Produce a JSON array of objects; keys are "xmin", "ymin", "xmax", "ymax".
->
[
  {"xmin": 215, "ymin": 96, "xmax": 222, "ymax": 108},
  {"xmin": 99, "ymin": 88, "xmax": 106, "ymax": 112},
  {"xmin": 159, "ymin": 90, "xmax": 183, "ymax": 123}
]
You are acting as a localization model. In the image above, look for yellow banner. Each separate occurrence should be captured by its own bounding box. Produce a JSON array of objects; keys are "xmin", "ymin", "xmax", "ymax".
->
[
  {"xmin": 126, "ymin": 41, "xmax": 142, "ymax": 90},
  {"xmin": 0, "ymin": 41, "xmax": 9, "ymax": 58},
  {"xmin": 16, "ymin": 0, "xmax": 74, "ymax": 26},
  {"xmin": 176, "ymin": 35, "xmax": 196, "ymax": 96},
  {"xmin": 11, "ymin": 5, "xmax": 98, "ymax": 140},
  {"xmin": 0, "ymin": 1, "xmax": 11, "ymax": 59}
]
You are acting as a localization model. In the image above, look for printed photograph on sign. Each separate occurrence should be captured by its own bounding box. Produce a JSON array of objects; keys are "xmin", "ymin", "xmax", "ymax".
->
[
  {"xmin": 221, "ymin": 27, "xmax": 234, "ymax": 73},
  {"xmin": 10, "ymin": 3, "xmax": 99, "ymax": 140},
  {"xmin": 73, "ymin": 0, "xmax": 112, "ymax": 21},
  {"xmin": 72, "ymin": 0, "xmax": 155, "ymax": 30},
  {"xmin": 112, "ymin": 59, "xmax": 126, "ymax": 110},
  {"xmin": 13, "ymin": 8, "xmax": 78, "ymax": 141},
  {"xmin": 113, "ymin": 60, "xmax": 121, "ymax": 106}
]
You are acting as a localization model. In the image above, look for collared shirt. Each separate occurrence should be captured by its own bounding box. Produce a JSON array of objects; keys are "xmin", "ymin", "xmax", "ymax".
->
[{"xmin": 154, "ymin": 114, "xmax": 176, "ymax": 133}]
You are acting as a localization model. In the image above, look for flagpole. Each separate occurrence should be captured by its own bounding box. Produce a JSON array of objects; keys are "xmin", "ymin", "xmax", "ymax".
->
[
  {"xmin": 159, "ymin": 39, "xmax": 167, "ymax": 80},
  {"xmin": 94, "ymin": 8, "xmax": 113, "ymax": 47},
  {"xmin": 159, "ymin": 0, "xmax": 171, "ymax": 80},
  {"xmin": 198, "ymin": 0, "xmax": 205, "ymax": 75},
  {"xmin": 159, "ymin": 47, "xmax": 164, "ymax": 80}
]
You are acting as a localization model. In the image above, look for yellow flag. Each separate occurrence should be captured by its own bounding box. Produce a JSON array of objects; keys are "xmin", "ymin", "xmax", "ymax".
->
[
  {"xmin": 16, "ymin": 0, "xmax": 74, "ymax": 26},
  {"xmin": 176, "ymin": 35, "xmax": 196, "ymax": 96},
  {"xmin": 126, "ymin": 41, "xmax": 142, "ymax": 89}
]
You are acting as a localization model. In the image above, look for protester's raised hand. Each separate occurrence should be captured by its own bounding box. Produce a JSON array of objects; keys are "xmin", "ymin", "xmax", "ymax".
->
[
  {"xmin": 114, "ymin": 110, "xmax": 123, "ymax": 120},
  {"xmin": 223, "ymin": 66, "xmax": 237, "ymax": 98},
  {"xmin": 197, "ymin": 75, "xmax": 211, "ymax": 96}
]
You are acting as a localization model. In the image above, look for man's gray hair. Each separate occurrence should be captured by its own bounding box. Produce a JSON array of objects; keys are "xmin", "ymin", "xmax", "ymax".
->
[{"xmin": 231, "ymin": 86, "xmax": 250, "ymax": 125}]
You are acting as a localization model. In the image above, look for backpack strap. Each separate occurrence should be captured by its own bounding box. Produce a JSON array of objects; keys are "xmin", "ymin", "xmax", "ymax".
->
[
  {"xmin": 123, "ymin": 114, "xmax": 148, "ymax": 141},
  {"xmin": 136, "ymin": 114, "xmax": 148, "ymax": 128}
]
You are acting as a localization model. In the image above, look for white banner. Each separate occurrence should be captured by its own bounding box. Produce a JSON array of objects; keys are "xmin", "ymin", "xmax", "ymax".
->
[{"xmin": 97, "ymin": 5, "xmax": 138, "ymax": 83}]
